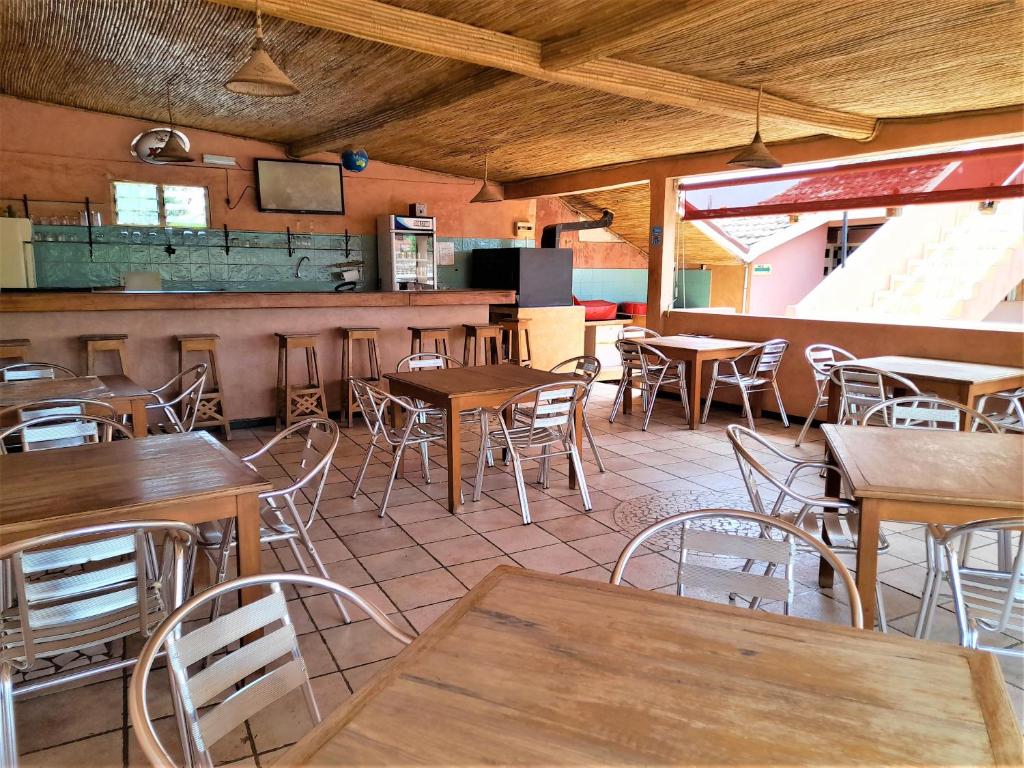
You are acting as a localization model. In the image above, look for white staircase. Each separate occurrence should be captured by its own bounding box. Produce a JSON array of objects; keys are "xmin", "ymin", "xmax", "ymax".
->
[{"xmin": 791, "ymin": 199, "xmax": 1024, "ymax": 322}]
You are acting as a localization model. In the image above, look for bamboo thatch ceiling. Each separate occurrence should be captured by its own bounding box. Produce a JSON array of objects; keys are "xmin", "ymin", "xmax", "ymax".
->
[{"xmin": 1, "ymin": 0, "xmax": 1021, "ymax": 182}]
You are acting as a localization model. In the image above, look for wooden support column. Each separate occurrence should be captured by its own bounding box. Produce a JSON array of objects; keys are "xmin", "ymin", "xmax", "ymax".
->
[{"xmin": 646, "ymin": 176, "xmax": 678, "ymax": 334}]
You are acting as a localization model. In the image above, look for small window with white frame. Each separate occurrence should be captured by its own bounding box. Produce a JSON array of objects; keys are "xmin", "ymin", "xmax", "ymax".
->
[{"xmin": 113, "ymin": 181, "xmax": 209, "ymax": 227}]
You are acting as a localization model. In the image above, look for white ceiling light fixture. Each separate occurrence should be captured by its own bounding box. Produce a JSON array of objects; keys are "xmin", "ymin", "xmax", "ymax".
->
[
  {"xmin": 728, "ymin": 86, "xmax": 782, "ymax": 170},
  {"xmin": 226, "ymin": 0, "xmax": 299, "ymax": 97},
  {"xmin": 470, "ymin": 153, "xmax": 504, "ymax": 203}
]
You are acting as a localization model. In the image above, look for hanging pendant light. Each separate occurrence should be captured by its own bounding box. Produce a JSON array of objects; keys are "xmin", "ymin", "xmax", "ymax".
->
[
  {"xmin": 470, "ymin": 154, "xmax": 504, "ymax": 203},
  {"xmin": 728, "ymin": 86, "xmax": 782, "ymax": 170},
  {"xmin": 153, "ymin": 82, "xmax": 195, "ymax": 163},
  {"xmin": 226, "ymin": 0, "xmax": 299, "ymax": 96}
]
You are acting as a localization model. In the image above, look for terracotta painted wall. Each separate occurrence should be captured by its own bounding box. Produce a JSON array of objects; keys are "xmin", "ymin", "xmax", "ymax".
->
[
  {"xmin": 664, "ymin": 309, "xmax": 1024, "ymax": 419},
  {"xmin": 0, "ymin": 96, "xmax": 533, "ymax": 238},
  {"xmin": 534, "ymin": 196, "xmax": 645, "ymax": 269},
  {"xmin": 748, "ymin": 225, "xmax": 828, "ymax": 316}
]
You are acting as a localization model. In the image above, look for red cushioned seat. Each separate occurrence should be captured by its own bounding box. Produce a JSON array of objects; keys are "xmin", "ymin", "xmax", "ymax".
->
[
  {"xmin": 618, "ymin": 302, "xmax": 647, "ymax": 315},
  {"xmin": 573, "ymin": 296, "xmax": 618, "ymax": 321}
]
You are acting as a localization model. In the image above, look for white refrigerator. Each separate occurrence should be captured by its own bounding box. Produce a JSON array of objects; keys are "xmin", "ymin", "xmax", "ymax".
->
[
  {"xmin": 376, "ymin": 215, "xmax": 437, "ymax": 290},
  {"xmin": 0, "ymin": 218, "xmax": 36, "ymax": 288}
]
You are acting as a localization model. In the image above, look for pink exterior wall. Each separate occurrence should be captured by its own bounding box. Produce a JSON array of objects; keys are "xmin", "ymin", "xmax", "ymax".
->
[
  {"xmin": 0, "ymin": 96, "xmax": 534, "ymax": 237},
  {"xmin": 747, "ymin": 224, "xmax": 828, "ymax": 316}
]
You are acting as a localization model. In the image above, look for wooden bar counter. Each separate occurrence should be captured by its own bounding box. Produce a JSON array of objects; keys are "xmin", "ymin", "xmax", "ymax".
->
[{"xmin": 0, "ymin": 290, "xmax": 515, "ymax": 421}]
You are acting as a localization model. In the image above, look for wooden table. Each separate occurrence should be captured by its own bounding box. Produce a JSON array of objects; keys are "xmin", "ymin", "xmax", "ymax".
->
[
  {"xmin": 0, "ymin": 431, "xmax": 271, "ymax": 600},
  {"xmin": 385, "ymin": 364, "xmax": 584, "ymax": 513},
  {"xmin": 277, "ymin": 566, "xmax": 1022, "ymax": 767},
  {"xmin": 825, "ymin": 355, "xmax": 1024, "ymax": 425},
  {"xmin": 642, "ymin": 335, "xmax": 754, "ymax": 429},
  {"xmin": 0, "ymin": 374, "xmax": 153, "ymax": 437},
  {"xmin": 823, "ymin": 424, "xmax": 1024, "ymax": 629}
]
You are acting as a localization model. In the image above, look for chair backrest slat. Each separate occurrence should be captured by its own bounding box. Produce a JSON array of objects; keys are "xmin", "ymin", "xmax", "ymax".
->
[
  {"xmin": 805, "ymin": 344, "xmax": 855, "ymax": 382},
  {"xmin": 683, "ymin": 528, "xmax": 793, "ymax": 564},
  {"xmin": 1, "ymin": 362, "xmax": 76, "ymax": 381},
  {"xmin": 677, "ymin": 562, "xmax": 793, "ymax": 603},
  {"xmin": 186, "ymin": 624, "xmax": 299, "ymax": 709},
  {"xmin": 860, "ymin": 396, "xmax": 999, "ymax": 433},
  {"xmin": 171, "ymin": 589, "xmax": 289, "ymax": 667}
]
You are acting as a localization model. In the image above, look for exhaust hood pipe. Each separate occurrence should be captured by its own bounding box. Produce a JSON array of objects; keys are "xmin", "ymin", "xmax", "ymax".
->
[{"xmin": 540, "ymin": 209, "xmax": 614, "ymax": 248}]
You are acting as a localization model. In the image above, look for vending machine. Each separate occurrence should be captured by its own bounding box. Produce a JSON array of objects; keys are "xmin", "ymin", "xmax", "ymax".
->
[{"xmin": 376, "ymin": 215, "xmax": 437, "ymax": 290}]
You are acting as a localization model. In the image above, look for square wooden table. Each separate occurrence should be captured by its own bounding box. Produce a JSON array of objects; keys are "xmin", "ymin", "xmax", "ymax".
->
[
  {"xmin": 277, "ymin": 566, "xmax": 1022, "ymax": 767},
  {"xmin": 823, "ymin": 424, "xmax": 1024, "ymax": 629},
  {"xmin": 825, "ymin": 356, "xmax": 1024, "ymax": 424},
  {"xmin": 385, "ymin": 364, "xmax": 584, "ymax": 513},
  {"xmin": 641, "ymin": 335, "xmax": 754, "ymax": 429},
  {"xmin": 0, "ymin": 374, "xmax": 153, "ymax": 437},
  {"xmin": 0, "ymin": 431, "xmax": 272, "ymax": 600}
]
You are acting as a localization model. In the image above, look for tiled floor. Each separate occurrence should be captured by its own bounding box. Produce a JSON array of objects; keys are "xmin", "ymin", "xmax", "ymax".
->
[{"xmin": 16, "ymin": 384, "xmax": 1024, "ymax": 766}]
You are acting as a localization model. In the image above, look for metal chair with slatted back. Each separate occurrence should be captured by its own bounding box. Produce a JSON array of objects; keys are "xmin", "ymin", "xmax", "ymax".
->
[
  {"xmin": 0, "ymin": 412, "xmax": 133, "ymax": 454},
  {"xmin": 544, "ymin": 356, "xmax": 606, "ymax": 472},
  {"xmin": 617, "ymin": 326, "xmax": 660, "ymax": 340},
  {"xmin": 0, "ymin": 362, "xmax": 77, "ymax": 382},
  {"xmin": 610, "ymin": 509, "xmax": 863, "ymax": 628},
  {"xmin": 128, "ymin": 573, "xmax": 413, "ymax": 768},
  {"xmin": 973, "ymin": 387, "xmax": 1024, "ymax": 433},
  {"xmin": 701, "ymin": 339, "xmax": 790, "ymax": 430},
  {"xmin": 146, "ymin": 363, "xmax": 208, "ymax": 434},
  {"xmin": 610, "ymin": 340, "xmax": 690, "ymax": 431},
  {"xmin": 473, "ymin": 380, "xmax": 591, "ymax": 524},
  {"xmin": 349, "ymin": 379, "xmax": 447, "ymax": 519},
  {"xmin": 726, "ymin": 423, "xmax": 889, "ymax": 630},
  {"xmin": 200, "ymin": 419, "xmax": 351, "ymax": 623},
  {"xmin": 0, "ymin": 398, "xmax": 119, "ymax": 452},
  {"xmin": 915, "ymin": 518, "xmax": 1024, "ymax": 656},
  {"xmin": 794, "ymin": 344, "xmax": 856, "ymax": 446},
  {"xmin": 828, "ymin": 363, "xmax": 922, "ymax": 426},
  {"xmin": 0, "ymin": 521, "xmax": 197, "ymax": 766},
  {"xmin": 860, "ymin": 396, "xmax": 1000, "ymax": 433}
]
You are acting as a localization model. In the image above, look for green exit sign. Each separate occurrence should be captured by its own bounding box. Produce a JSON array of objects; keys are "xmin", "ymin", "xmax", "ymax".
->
[{"xmin": 753, "ymin": 264, "xmax": 772, "ymax": 275}]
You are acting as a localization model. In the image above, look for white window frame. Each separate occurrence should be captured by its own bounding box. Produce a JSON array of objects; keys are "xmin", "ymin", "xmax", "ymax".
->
[{"xmin": 112, "ymin": 181, "xmax": 210, "ymax": 227}]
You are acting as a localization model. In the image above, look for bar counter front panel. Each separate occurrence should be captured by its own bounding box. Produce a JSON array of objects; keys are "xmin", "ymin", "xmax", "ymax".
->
[{"xmin": 0, "ymin": 290, "xmax": 514, "ymax": 421}]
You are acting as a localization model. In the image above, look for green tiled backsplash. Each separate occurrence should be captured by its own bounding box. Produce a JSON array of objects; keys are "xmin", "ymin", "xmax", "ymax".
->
[{"xmin": 30, "ymin": 226, "xmax": 528, "ymax": 292}]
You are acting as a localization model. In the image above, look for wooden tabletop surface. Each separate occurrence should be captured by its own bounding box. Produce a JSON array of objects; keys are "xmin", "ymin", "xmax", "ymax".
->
[
  {"xmin": 644, "ymin": 335, "xmax": 754, "ymax": 353},
  {"xmin": 385, "ymin": 363, "xmax": 577, "ymax": 398},
  {"xmin": 854, "ymin": 355, "xmax": 1024, "ymax": 385},
  {"xmin": 823, "ymin": 425, "xmax": 1024, "ymax": 507},
  {"xmin": 0, "ymin": 374, "xmax": 151, "ymax": 407},
  {"xmin": 0, "ymin": 431, "xmax": 270, "ymax": 535},
  {"xmin": 277, "ymin": 566, "xmax": 1022, "ymax": 767}
]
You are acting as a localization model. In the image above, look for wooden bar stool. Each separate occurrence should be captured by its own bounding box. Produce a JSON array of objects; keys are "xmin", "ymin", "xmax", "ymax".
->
[
  {"xmin": 177, "ymin": 334, "xmax": 231, "ymax": 440},
  {"xmin": 500, "ymin": 320, "xmax": 533, "ymax": 367},
  {"xmin": 340, "ymin": 327, "xmax": 381, "ymax": 428},
  {"xmin": 80, "ymin": 334, "xmax": 129, "ymax": 376},
  {"xmin": 275, "ymin": 332, "xmax": 328, "ymax": 430},
  {"xmin": 0, "ymin": 338, "xmax": 30, "ymax": 361},
  {"xmin": 408, "ymin": 326, "xmax": 451, "ymax": 357},
  {"xmin": 462, "ymin": 324, "xmax": 505, "ymax": 366}
]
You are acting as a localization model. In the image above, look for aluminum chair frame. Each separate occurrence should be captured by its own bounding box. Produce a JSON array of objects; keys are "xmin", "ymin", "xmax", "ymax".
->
[
  {"xmin": 0, "ymin": 398, "xmax": 120, "ymax": 452},
  {"xmin": 146, "ymin": 363, "xmax": 208, "ymax": 434},
  {"xmin": 473, "ymin": 380, "xmax": 591, "ymax": 524},
  {"xmin": 349, "ymin": 379, "xmax": 447, "ymax": 519},
  {"xmin": 0, "ymin": 412, "xmax": 133, "ymax": 454},
  {"xmin": 794, "ymin": 344, "xmax": 855, "ymax": 446},
  {"xmin": 828, "ymin": 362, "xmax": 921, "ymax": 426},
  {"xmin": 610, "ymin": 508, "xmax": 863, "ymax": 628},
  {"xmin": 128, "ymin": 573, "xmax": 413, "ymax": 768},
  {"xmin": 860, "ymin": 396, "xmax": 1000, "ymax": 433},
  {"xmin": 727, "ymin": 423, "xmax": 890, "ymax": 630},
  {"xmin": 701, "ymin": 339, "xmax": 790, "ymax": 430},
  {"xmin": 974, "ymin": 387, "xmax": 1024, "ymax": 433},
  {"xmin": 610, "ymin": 340, "xmax": 690, "ymax": 431},
  {"xmin": 0, "ymin": 362, "xmax": 77, "ymax": 382},
  {"xmin": 201, "ymin": 419, "xmax": 351, "ymax": 623},
  {"xmin": 516, "ymin": 356, "xmax": 606, "ymax": 473},
  {"xmin": 617, "ymin": 326, "xmax": 661, "ymax": 340},
  {"xmin": 0, "ymin": 521, "xmax": 197, "ymax": 766},
  {"xmin": 915, "ymin": 519, "xmax": 1023, "ymax": 657}
]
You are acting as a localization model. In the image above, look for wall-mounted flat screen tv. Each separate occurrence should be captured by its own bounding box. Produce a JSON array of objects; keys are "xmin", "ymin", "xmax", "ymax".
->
[{"xmin": 254, "ymin": 159, "xmax": 345, "ymax": 214}]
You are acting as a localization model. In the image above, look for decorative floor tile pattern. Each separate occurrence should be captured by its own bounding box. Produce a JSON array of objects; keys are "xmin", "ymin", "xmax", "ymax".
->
[{"xmin": 15, "ymin": 384, "xmax": 1024, "ymax": 765}]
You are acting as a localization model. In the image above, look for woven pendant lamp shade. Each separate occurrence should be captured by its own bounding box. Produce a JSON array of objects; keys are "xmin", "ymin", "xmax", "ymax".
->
[
  {"xmin": 470, "ymin": 155, "xmax": 504, "ymax": 203},
  {"xmin": 727, "ymin": 86, "xmax": 782, "ymax": 170},
  {"xmin": 154, "ymin": 130, "xmax": 195, "ymax": 163},
  {"xmin": 226, "ymin": 2, "xmax": 298, "ymax": 97}
]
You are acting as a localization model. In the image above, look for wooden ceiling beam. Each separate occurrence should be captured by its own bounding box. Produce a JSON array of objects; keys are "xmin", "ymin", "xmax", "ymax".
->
[
  {"xmin": 289, "ymin": 69, "xmax": 516, "ymax": 157},
  {"xmin": 208, "ymin": 0, "xmax": 877, "ymax": 140},
  {"xmin": 540, "ymin": 1, "xmax": 699, "ymax": 71}
]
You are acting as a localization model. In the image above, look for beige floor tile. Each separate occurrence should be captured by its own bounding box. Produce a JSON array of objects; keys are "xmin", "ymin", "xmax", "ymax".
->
[
  {"xmin": 402, "ymin": 515, "xmax": 476, "ymax": 544},
  {"xmin": 359, "ymin": 545, "xmax": 441, "ymax": 581},
  {"xmin": 22, "ymin": 728, "xmax": 124, "ymax": 767},
  {"xmin": 383, "ymin": 499, "xmax": 449, "ymax": 525},
  {"xmin": 423, "ymin": 534, "xmax": 503, "ymax": 566},
  {"xmin": 341, "ymin": 526, "xmax": 415, "ymax": 557},
  {"xmin": 378, "ymin": 568, "xmax": 468, "ymax": 611},
  {"xmin": 448, "ymin": 556, "xmax": 519, "ymax": 588},
  {"xmin": 483, "ymin": 525, "xmax": 560, "ymax": 554},
  {"xmin": 403, "ymin": 599, "xmax": 460, "ymax": 633},
  {"xmin": 342, "ymin": 658, "xmax": 395, "ymax": 693},
  {"xmin": 248, "ymin": 673, "xmax": 351, "ymax": 754},
  {"xmin": 569, "ymin": 531, "xmax": 638, "ymax": 565},
  {"xmin": 511, "ymin": 543, "xmax": 595, "ymax": 574},
  {"xmin": 15, "ymin": 676, "xmax": 125, "ymax": 754},
  {"xmin": 458, "ymin": 506, "xmax": 524, "ymax": 532},
  {"xmin": 538, "ymin": 513, "xmax": 613, "ymax": 542},
  {"xmin": 322, "ymin": 614, "xmax": 412, "ymax": 669}
]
